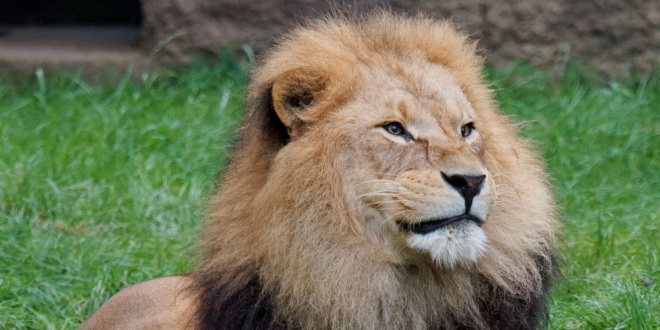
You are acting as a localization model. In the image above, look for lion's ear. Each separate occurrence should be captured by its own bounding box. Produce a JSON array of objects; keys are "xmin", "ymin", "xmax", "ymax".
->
[{"xmin": 271, "ymin": 68, "xmax": 328, "ymax": 137}]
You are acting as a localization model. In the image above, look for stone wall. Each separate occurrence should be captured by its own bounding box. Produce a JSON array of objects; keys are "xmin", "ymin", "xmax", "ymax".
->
[{"xmin": 139, "ymin": 0, "xmax": 660, "ymax": 77}]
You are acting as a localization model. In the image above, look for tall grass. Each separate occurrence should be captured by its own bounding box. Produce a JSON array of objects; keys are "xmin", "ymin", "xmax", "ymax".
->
[
  {"xmin": 0, "ymin": 58, "xmax": 246, "ymax": 328},
  {"xmin": 0, "ymin": 60, "xmax": 657, "ymax": 328}
]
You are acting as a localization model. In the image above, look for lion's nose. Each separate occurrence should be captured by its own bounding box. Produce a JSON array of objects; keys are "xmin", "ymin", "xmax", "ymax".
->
[{"xmin": 441, "ymin": 173, "xmax": 486, "ymax": 212}]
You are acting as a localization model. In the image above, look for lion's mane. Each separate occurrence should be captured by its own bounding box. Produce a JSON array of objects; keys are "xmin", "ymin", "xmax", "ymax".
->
[{"xmin": 192, "ymin": 12, "xmax": 560, "ymax": 329}]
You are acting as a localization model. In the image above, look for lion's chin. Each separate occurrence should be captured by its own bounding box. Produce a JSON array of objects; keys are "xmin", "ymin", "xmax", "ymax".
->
[{"xmin": 407, "ymin": 220, "xmax": 487, "ymax": 268}]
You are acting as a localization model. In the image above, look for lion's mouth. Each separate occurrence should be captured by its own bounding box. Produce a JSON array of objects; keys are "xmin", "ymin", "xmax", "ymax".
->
[{"xmin": 398, "ymin": 214, "xmax": 482, "ymax": 235}]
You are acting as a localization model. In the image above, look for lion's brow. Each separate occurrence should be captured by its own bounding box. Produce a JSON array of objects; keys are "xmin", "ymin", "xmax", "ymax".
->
[{"xmin": 397, "ymin": 100, "xmax": 408, "ymax": 119}]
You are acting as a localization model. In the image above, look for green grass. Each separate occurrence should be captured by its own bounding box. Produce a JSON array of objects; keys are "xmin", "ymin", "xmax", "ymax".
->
[
  {"xmin": 0, "ymin": 60, "xmax": 657, "ymax": 328},
  {"xmin": 0, "ymin": 58, "xmax": 246, "ymax": 328}
]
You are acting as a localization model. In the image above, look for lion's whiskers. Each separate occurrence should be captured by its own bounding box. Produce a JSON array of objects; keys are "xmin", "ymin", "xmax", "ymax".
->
[
  {"xmin": 362, "ymin": 198, "xmax": 402, "ymax": 205},
  {"xmin": 358, "ymin": 192, "xmax": 400, "ymax": 199},
  {"xmin": 355, "ymin": 179, "xmax": 402, "ymax": 188}
]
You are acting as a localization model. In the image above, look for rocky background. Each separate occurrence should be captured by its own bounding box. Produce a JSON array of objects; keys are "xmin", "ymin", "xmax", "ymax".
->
[{"xmin": 139, "ymin": 0, "xmax": 660, "ymax": 78}]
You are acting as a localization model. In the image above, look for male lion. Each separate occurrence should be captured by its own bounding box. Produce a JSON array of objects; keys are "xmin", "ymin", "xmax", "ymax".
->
[{"xmin": 82, "ymin": 12, "xmax": 559, "ymax": 329}]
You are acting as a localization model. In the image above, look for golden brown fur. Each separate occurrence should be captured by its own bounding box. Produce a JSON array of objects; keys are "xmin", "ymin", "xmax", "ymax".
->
[
  {"xmin": 80, "ymin": 276, "xmax": 196, "ymax": 329},
  {"xmin": 83, "ymin": 11, "xmax": 559, "ymax": 329}
]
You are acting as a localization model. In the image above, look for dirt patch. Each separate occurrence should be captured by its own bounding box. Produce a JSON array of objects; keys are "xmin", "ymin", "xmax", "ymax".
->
[{"xmin": 140, "ymin": 0, "xmax": 660, "ymax": 78}]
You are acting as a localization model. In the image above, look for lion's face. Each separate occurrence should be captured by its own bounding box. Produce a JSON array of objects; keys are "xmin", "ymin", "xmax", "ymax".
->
[{"xmin": 330, "ymin": 62, "xmax": 494, "ymax": 268}]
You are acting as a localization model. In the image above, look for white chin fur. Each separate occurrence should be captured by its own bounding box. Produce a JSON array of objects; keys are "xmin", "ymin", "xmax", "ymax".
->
[{"xmin": 407, "ymin": 221, "xmax": 487, "ymax": 268}]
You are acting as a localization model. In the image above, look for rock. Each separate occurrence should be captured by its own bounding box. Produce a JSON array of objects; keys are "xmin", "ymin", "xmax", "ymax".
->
[{"xmin": 641, "ymin": 277, "xmax": 653, "ymax": 287}]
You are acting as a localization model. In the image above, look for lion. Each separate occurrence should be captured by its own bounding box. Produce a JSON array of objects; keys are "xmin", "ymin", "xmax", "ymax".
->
[{"xmin": 82, "ymin": 11, "xmax": 560, "ymax": 329}]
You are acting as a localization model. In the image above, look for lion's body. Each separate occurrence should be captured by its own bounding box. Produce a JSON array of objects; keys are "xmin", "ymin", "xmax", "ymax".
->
[
  {"xmin": 83, "ymin": 12, "xmax": 559, "ymax": 330},
  {"xmin": 81, "ymin": 276, "xmax": 196, "ymax": 329}
]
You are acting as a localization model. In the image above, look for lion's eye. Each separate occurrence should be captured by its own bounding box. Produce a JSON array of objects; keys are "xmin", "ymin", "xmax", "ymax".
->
[
  {"xmin": 461, "ymin": 122, "xmax": 475, "ymax": 138},
  {"xmin": 385, "ymin": 122, "xmax": 403, "ymax": 135},
  {"xmin": 382, "ymin": 122, "xmax": 412, "ymax": 141}
]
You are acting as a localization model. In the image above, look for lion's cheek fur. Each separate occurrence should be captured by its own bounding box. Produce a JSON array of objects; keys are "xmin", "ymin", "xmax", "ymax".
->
[{"xmin": 468, "ymin": 130, "xmax": 559, "ymax": 293}]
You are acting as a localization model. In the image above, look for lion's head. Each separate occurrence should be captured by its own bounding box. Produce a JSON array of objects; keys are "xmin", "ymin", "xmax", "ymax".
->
[{"xmin": 196, "ymin": 12, "xmax": 560, "ymax": 329}]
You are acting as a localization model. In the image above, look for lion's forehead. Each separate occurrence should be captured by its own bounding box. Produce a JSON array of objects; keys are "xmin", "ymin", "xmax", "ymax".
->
[{"xmin": 353, "ymin": 61, "xmax": 475, "ymax": 126}]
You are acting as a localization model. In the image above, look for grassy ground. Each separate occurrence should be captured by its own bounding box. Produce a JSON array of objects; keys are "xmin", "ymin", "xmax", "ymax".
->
[{"xmin": 0, "ymin": 60, "xmax": 657, "ymax": 329}]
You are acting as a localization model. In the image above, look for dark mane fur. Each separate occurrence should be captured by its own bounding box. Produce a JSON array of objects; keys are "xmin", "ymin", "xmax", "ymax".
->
[
  {"xmin": 192, "ymin": 270, "xmax": 285, "ymax": 329},
  {"xmin": 246, "ymin": 86, "xmax": 290, "ymax": 147},
  {"xmin": 192, "ymin": 255, "xmax": 557, "ymax": 329},
  {"xmin": 476, "ymin": 255, "xmax": 559, "ymax": 330}
]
